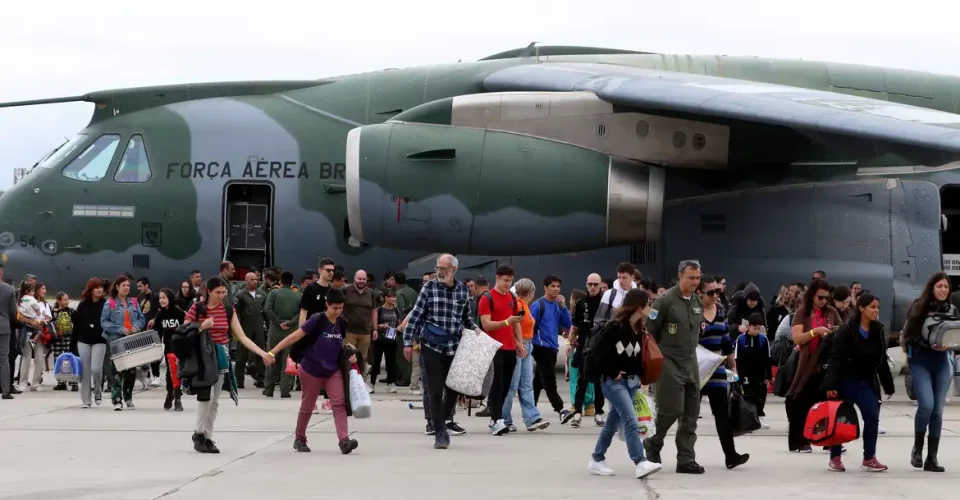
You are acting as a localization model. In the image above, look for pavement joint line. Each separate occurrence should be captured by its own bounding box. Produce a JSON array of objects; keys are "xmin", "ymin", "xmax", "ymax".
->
[
  {"xmin": 640, "ymin": 478, "xmax": 659, "ymax": 500},
  {"xmin": 151, "ymin": 415, "xmax": 333, "ymax": 500}
]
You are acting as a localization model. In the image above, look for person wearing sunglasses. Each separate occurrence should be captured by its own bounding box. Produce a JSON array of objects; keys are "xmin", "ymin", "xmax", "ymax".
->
[{"xmin": 784, "ymin": 279, "xmax": 841, "ymax": 453}]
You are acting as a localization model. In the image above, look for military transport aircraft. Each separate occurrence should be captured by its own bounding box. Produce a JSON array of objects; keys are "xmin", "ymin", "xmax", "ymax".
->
[{"xmin": 3, "ymin": 44, "xmax": 960, "ymax": 328}]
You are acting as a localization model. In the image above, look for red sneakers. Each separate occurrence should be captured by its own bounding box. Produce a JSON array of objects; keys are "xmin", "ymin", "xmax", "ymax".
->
[
  {"xmin": 861, "ymin": 458, "xmax": 888, "ymax": 472},
  {"xmin": 828, "ymin": 457, "xmax": 845, "ymax": 472}
]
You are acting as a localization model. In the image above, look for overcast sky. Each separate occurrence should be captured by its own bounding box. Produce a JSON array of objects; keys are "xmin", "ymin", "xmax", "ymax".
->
[{"xmin": 1, "ymin": 0, "xmax": 958, "ymax": 189}]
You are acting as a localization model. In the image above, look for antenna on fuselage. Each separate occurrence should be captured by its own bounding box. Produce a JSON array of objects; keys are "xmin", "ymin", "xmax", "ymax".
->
[{"xmin": 0, "ymin": 95, "xmax": 88, "ymax": 109}]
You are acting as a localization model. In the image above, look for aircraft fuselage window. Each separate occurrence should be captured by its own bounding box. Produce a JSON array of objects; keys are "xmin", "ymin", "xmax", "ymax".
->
[
  {"xmin": 61, "ymin": 134, "xmax": 121, "ymax": 182},
  {"xmin": 38, "ymin": 133, "xmax": 88, "ymax": 169},
  {"xmin": 114, "ymin": 134, "xmax": 152, "ymax": 183}
]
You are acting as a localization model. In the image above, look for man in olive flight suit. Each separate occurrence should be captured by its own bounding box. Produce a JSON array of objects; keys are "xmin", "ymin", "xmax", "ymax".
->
[
  {"xmin": 234, "ymin": 272, "xmax": 267, "ymax": 389},
  {"xmin": 263, "ymin": 271, "xmax": 302, "ymax": 398},
  {"xmin": 643, "ymin": 260, "xmax": 706, "ymax": 474}
]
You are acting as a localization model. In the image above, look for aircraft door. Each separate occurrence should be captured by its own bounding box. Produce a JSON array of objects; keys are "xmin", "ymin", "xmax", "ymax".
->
[
  {"xmin": 227, "ymin": 203, "xmax": 269, "ymax": 252},
  {"xmin": 891, "ymin": 180, "xmax": 942, "ymax": 329}
]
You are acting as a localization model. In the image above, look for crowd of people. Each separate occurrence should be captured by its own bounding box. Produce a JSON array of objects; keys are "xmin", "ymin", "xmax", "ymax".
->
[{"xmin": 0, "ymin": 256, "xmax": 956, "ymax": 477}]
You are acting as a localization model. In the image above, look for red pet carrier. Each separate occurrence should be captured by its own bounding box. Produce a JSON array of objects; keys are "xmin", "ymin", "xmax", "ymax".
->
[{"xmin": 803, "ymin": 400, "xmax": 860, "ymax": 447}]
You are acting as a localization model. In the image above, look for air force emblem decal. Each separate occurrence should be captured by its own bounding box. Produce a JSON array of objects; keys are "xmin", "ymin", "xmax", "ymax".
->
[{"xmin": 648, "ymin": 308, "xmax": 659, "ymax": 320}]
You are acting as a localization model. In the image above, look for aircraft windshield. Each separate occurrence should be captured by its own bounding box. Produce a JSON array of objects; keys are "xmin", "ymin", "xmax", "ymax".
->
[
  {"xmin": 36, "ymin": 134, "xmax": 88, "ymax": 170},
  {"xmin": 61, "ymin": 134, "xmax": 121, "ymax": 182}
]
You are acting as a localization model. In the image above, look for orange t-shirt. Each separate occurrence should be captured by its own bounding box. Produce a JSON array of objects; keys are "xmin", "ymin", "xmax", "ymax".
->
[
  {"xmin": 518, "ymin": 299, "xmax": 534, "ymax": 340},
  {"xmin": 123, "ymin": 308, "xmax": 133, "ymax": 332}
]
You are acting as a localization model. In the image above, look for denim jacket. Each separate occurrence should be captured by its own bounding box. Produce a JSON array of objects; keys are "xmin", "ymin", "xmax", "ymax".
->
[{"xmin": 100, "ymin": 296, "xmax": 146, "ymax": 342}]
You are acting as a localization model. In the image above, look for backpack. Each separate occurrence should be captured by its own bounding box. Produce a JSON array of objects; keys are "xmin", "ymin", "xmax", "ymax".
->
[
  {"xmin": 583, "ymin": 290, "xmax": 618, "ymax": 357},
  {"xmin": 192, "ymin": 300, "xmax": 234, "ymax": 327},
  {"xmin": 109, "ymin": 297, "xmax": 139, "ymax": 312},
  {"xmin": 480, "ymin": 290, "xmax": 520, "ymax": 321}
]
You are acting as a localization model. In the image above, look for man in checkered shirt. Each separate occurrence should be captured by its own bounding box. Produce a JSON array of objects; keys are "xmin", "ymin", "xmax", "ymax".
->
[{"xmin": 403, "ymin": 254, "xmax": 481, "ymax": 449}]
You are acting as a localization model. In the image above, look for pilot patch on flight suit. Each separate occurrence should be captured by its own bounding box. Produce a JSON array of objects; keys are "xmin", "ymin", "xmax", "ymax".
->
[{"xmin": 668, "ymin": 323, "xmax": 678, "ymax": 335}]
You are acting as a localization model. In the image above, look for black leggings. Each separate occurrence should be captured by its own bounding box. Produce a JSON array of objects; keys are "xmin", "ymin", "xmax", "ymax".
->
[
  {"xmin": 532, "ymin": 347, "xmax": 564, "ymax": 413},
  {"xmin": 370, "ymin": 341, "xmax": 398, "ymax": 385}
]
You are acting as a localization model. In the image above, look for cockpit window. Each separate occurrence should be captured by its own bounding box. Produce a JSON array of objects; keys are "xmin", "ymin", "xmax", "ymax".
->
[
  {"xmin": 114, "ymin": 135, "xmax": 152, "ymax": 183},
  {"xmin": 61, "ymin": 134, "xmax": 121, "ymax": 182},
  {"xmin": 37, "ymin": 134, "xmax": 88, "ymax": 169}
]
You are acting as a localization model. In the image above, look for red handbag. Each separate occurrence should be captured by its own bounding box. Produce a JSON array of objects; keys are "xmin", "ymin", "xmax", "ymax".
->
[{"xmin": 804, "ymin": 400, "xmax": 860, "ymax": 447}]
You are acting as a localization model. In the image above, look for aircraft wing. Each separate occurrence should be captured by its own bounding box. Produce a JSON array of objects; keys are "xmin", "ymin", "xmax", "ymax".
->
[{"xmin": 483, "ymin": 62, "xmax": 960, "ymax": 161}]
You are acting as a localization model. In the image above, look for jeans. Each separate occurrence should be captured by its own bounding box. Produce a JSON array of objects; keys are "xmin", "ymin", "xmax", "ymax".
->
[
  {"xmin": 910, "ymin": 347, "xmax": 952, "ymax": 438},
  {"xmin": 297, "ymin": 369, "xmax": 348, "ymax": 442},
  {"xmin": 421, "ymin": 347, "xmax": 460, "ymax": 436},
  {"xmin": 77, "ymin": 342, "xmax": 105, "ymax": 405},
  {"xmin": 592, "ymin": 376, "xmax": 646, "ymax": 464},
  {"xmin": 504, "ymin": 340, "xmax": 541, "ymax": 426},
  {"xmin": 370, "ymin": 340, "xmax": 399, "ymax": 386},
  {"xmin": 830, "ymin": 379, "xmax": 880, "ymax": 459},
  {"xmin": 488, "ymin": 349, "xmax": 517, "ymax": 424},
  {"xmin": 532, "ymin": 347, "xmax": 564, "ymax": 413}
]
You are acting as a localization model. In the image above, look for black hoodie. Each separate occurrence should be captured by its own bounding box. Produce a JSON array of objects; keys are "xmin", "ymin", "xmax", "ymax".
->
[
  {"xmin": 726, "ymin": 282, "xmax": 766, "ymax": 339},
  {"xmin": 154, "ymin": 305, "xmax": 186, "ymax": 354}
]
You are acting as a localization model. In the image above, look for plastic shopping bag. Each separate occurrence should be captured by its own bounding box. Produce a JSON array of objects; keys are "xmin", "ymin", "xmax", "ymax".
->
[
  {"xmin": 349, "ymin": 369, "xmax": 372, "ymax": 418},
  {"xmin": 697, "ymin": 345, "xmax": 724, "ymax": 389},
  {"xmin": 633, "ymin": 391, "xmax": 657, "ymax": 439}
]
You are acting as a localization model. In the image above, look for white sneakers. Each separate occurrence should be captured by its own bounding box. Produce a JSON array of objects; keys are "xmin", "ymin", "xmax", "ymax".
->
[
  {"xmin": 490, "ymin": 419, "xmax": 509, "ymax": 436},
  {"xmin": 150, "ymin": 377, "xmax": 162, "ymax": 387},
  {"xmin": 587, "ymin": 460, "xmax": 614, "ymax": 476},
  {"xmin": 759, "ymin": 417, "xmax": 771, "ymax": 429},
  {"xmin": 587, "ymin": 459, "xmax": 662, "ymax": 479},
  {"xmin": 635, "ymin": 460, "xmax": 663, "ymax": 478},
  {"xmin": 386, "ymin": 384, "xmax": 398, "ymax": 393}
]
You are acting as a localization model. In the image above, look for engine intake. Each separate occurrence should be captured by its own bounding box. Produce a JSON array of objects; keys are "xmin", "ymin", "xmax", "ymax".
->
[{"xmin": 345, "ymin": 122, "xmax": 663, "ymax": 254}]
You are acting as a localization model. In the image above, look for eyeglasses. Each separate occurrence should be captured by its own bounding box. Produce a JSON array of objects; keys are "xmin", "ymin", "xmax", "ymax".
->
[
  {"xmin": 435, "ymin": 265, "xmax": 450, "ymax": 272},
  {"xmin": 322, "ymin": 267, "xmax": 334, "ymax": 273},
  {"xmin": 703, "ymin": 289, "xmax": 719, "ymax": 296},
  {"xmin": 815, "ymin": 294, "xmax": 830, "ymax": 301},
  {"xmin": 587, "ymin": 283, "xmax": 601, "ymax": 287}
]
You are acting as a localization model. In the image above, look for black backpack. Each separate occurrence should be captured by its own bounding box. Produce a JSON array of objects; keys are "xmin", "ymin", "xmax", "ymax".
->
[
  {"xmin": 289, "ymin": 313, "xmax": 319, "ymax": 364},
  {"xmin": 578, "ymin": 291, "xmax": 617, "ymax": 374}
]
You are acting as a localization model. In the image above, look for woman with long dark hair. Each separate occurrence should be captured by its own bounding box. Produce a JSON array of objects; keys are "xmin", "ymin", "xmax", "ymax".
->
[
  {"xmin": 185, "ymin": 276, "xmax": 271, "ymax": 453},
  {"xmin": 100, "ymin": 275, "xmax": 146, "ymax": 410},
  {"xmin": 74, "ymin": 278, "xmax": 107, "ymax": 408},
  {"xmin": 587, "ymin": 288, "xmax": 662, "ymax": 479},
  {"xmin": 155, "ymin": 288, "xmax": 186, "ymax": 411},
  {"xmin": 823, "ymin": 293, "xmax": 895, "ymax": 472},
  {"xmin": 176, "ymin": 280, "xmax": 197, "ymax": 311},
  {"xmin": 785, "ymin": 279, "xmax": 841, "ymax": 453},
  {"xmin": 901, "ymin": 271, "xmax": 954, "ymax": 472}
]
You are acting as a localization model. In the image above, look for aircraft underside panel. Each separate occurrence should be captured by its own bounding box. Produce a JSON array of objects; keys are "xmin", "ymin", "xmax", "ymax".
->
[{"xmin": 660, "ymin": 178, "xmax": 941, "ymax": 329}]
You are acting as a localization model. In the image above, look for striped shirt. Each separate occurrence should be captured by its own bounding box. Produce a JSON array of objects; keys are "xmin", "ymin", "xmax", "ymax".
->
[
  {"xmin": 185, "ymin": 301, "xmax": 231, "ymax": 345},
  {"xmin": 700, "ymin": 306, "xmax": 733, "ymax": 388},
  {"xmin": 403, "ymin": 279, "xmax": 479, "ymax": 355}
]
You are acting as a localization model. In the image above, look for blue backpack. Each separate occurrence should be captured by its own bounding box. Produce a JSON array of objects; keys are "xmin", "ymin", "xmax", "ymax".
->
[{"xmin": 54, "ymin": 352, "xmax": 82, "ymax": 383}]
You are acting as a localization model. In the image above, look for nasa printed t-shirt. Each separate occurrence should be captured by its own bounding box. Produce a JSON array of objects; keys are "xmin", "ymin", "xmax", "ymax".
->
[
  {"xmin": 299, "ymin": 282, "xmax": 330, "ymax": 318},
  {"xmin": 299, "ymin": 313, "xmax": 348, "ymax": 378}
]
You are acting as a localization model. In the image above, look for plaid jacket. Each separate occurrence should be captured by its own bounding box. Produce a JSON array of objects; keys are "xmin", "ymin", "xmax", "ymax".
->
[{"xmin": 403, "ymin": 279, "xmax": 479, "ymax": 355}]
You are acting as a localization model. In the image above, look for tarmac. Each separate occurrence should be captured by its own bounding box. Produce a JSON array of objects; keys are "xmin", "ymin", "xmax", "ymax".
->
[{"xmin": 1, "ymin": 374, "xmax": 958, "ymax": 500}]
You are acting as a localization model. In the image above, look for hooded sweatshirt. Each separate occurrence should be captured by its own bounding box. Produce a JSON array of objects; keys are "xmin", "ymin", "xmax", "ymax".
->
[
  {"xmin": 591, "ymin": 279, "xmax": 638, "ymax": 325},
  {"xmin": 726, "ymin": 282, "xmax": 766, "ymax": 339}
]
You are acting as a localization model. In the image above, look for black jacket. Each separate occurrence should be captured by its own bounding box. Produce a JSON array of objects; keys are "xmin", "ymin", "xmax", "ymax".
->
[
  {"xmin": 824, "ymin": 320, "xmax": 895, "ymax": 396},
  {"xmin": 593, "ymin": 319, "xmax": 644, "ymax": 381},
  {"xmin": 73, "ymin": 299, "xmax": 106, "ymax": 345},
  {"xmin": 172, "ymin": 323, "xmax": 220, "ymax": 401},
  {"xmin": 727, "ymin": 282, "xmax": 766, "ymax": 339}
]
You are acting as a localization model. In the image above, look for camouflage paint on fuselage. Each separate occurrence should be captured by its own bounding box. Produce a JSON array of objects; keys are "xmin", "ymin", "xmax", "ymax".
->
[{"xmin": 4, "ymin": 49, "xmax": 960, "ymax": 296}]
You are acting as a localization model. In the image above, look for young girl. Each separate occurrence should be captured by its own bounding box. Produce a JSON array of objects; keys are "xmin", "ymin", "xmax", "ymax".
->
[
  {"xmin": 154, "ymin": 288, "xmax": 186, "ymax": 411},
  {"xmin": 17, "ymin": 282, "xmax": 45, "ymax": 391},
  {"xmin": 176, "ymin": 280, "xmax": 197, "ymax": 311},
  {"xmin": 370, "ymin": 288, "xmax": 400, "ymax": 393},
  {"xmin": 266, "ymin": 288, "xmax": 360, "ymax": 454},
  {"xmin": 51, "ymin": 292, "xmax": 77, "ymax": 391}
]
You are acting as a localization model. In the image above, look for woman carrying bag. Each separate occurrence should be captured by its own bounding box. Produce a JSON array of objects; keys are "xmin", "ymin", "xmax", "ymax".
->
[{"xmin": 586, "ymin": 288, "xmax": 662, "ymax": 479}]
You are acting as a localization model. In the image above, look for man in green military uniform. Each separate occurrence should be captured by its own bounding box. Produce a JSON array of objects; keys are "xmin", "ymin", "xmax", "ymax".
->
[
  {"xmin": 263, "ymin": 270, "xmax": 301, "ymax": 398},
  {"xmin": 390, "ymin": 272, "xmax": 419, "ymax": 384},
  {"xmin": 234, "ymin": 272, "xmax": 267, "ymax": 389},
  {"xmin": 643, "ymin": 259, "xmax": 706, "ymax": 474}
]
